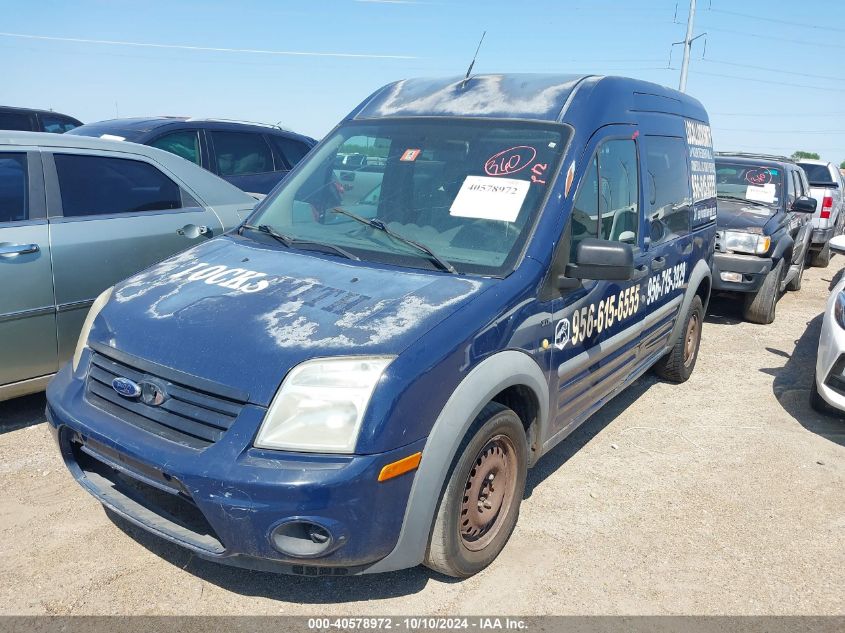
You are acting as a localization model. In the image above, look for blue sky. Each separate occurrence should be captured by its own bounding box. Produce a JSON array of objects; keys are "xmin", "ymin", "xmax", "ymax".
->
[{"xmin": 1, "ymin": 0, "xmax": 843, "ymax": 165}]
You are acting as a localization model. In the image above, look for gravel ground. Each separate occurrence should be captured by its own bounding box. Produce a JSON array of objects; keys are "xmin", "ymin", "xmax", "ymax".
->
[{"xmin": 0, "ymin": 264, "xmax": 843, "ymax": 616}]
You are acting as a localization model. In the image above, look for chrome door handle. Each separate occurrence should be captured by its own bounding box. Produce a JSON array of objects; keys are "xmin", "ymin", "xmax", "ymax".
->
[
  {"xmin": 177, "ymin": 224, "xmax": 210, "ymax": 238},
  {"xmin": 0, "ymin": 243, "xmax": 39, "ymax": 257}
]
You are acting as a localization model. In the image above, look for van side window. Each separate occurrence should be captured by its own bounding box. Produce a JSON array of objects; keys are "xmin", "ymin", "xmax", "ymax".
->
[
  {"xmin": 598, "ymin": 140, "xmax": 639, "ymax": 244},
  {"xmin": 645, "ymin": 136, "xmax": 691, "ymax": 244},
  {"xmin": 54, "ymin": 154, "xmax": 183, "ymax": 217},
  {"xmin": 0, "ymin": 153, "xmax": 28, "ymax": 223},
  {"xmin": 569, "ymin": 139, "xmax": 638, "ymax": 260},
  {"xmin": 569, "ymin": 155, "xmax": 599, "ymax": 259},
  {"xmin": 211, "ymin": 131, "xmax": 274, "ymax": 176},
  {"xmin": 270, "ymin": 136, "xmax": 311, "ymax": 169},
  {"xmin": 150, "ymin": 131, "xmax": 202, "ymax": 165}
]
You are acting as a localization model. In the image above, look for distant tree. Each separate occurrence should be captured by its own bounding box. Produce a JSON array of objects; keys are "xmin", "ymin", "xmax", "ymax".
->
[
  {"xmin": 840, "ymin": 160, "xmax": 845, "ymax": 170},
  {"xmin": 791, "ymin": 151, "xmax": 820, "ymax": 160}
]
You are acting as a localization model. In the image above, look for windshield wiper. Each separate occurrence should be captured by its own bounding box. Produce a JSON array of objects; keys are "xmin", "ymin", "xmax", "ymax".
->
[
  {"xmin": 330, "ymin": 207, "xmax": 458, "ymax": 274},
  {"xmin": 717, "ymin": 195, "xmax": 772, "ymax": 208},
  {"xmin": 239, "ymin": 223, "xmax": 360, "ymax": 261}
]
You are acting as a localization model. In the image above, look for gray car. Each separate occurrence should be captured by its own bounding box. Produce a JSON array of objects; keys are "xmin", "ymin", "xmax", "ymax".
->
[{"xmin": 0, "ymin": 131, "xmax": 256, "ymax": 401}]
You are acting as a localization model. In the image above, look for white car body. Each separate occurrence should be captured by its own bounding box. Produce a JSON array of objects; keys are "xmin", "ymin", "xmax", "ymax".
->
[{"xmin": 814, "ymin": 235, "xmax": 845, "ymax": 413}]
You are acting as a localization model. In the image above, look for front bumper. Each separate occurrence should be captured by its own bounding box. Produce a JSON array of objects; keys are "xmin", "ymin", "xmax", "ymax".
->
[
  {"xmin": 45, "ymin": 358, "xmax": 423, "ymax": 575},
  {"xmin": 816, "ymin": 300, "xmax": 845, "ymax": 413},
  {"xmin": 712, "ymin": 252, "xmax": 773, "ymax": 293}
]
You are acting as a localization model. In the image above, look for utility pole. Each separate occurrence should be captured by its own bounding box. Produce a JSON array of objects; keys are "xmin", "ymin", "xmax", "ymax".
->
[{"xmin": 679, "ymin": 0, "xmax": 697, "ymax": 93}]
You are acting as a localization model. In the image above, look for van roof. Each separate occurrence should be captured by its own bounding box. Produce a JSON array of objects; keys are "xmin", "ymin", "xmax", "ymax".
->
[{"xmin": 350, "ymin": 73, "xmax": 709, "ymax": 124}]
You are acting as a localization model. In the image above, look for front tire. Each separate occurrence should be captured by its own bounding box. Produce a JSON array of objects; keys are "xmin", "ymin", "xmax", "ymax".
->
[
  {"xmin": 653, "ymin": 295, "xmax": 703, "ymax": 383},
  {"xmin": 743, "ymin": 259, "xmax": 784, "ymax": 324},
  {"xmin": 425, "ymin": 403, "xmax": 527, "ymax": 578}
]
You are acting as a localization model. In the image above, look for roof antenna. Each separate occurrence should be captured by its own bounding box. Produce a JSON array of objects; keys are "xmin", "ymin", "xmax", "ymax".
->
[{"xmin": 461, "ymin": 31, "xmax": 486, "ymax": 89}]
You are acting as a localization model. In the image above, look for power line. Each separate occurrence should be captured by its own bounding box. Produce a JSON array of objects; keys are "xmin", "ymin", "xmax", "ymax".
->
[
  {"xmin": 701, "ymin": 25, "xmax": 845, "ymax": 50},
  {"xmin": 0, "ymin": 31, "xmax": 418, "ymax": 60},
  {"xmin": 700, "ymin": 58, "xmax": 845, "ymax": 84},
  {"xmin": 713, "ymin": 111, "xmax": 845, "ymax": 117},
  {"xmin": 691, "ymin": 70, "xmax": 845, "ymax": 93},
  {"xmin": 714, "ymin": 128, "xmax": 845, "ymax": 135},
  {"xmin": 707, "ymin": 7, "xmax": 845, "ymax": 34}
]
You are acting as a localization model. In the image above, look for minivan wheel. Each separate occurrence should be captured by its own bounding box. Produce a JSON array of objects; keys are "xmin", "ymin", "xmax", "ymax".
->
[
  {"xmin": 810, "ymin": 242, "xmax": 831, "ymax": 268},
  {"xmin": 743, "ymin": 259, "xmax": 784, "ymax": 325},
  {"xmin": 425, "ymin": 403, "xmax": 527, "ymax": 578},
  {"xmin": 653, "ymin": 295, "xmax": 703, "ymax": 383}
]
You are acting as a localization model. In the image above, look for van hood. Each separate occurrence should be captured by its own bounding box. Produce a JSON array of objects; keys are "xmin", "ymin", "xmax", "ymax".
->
[
  {"xmin": 716, "ymin": 198, "xmax": 777, "ymax": 232},
  {"xmin": 94, "ymin": 235, "xmax": 490, "ymax": 405}
]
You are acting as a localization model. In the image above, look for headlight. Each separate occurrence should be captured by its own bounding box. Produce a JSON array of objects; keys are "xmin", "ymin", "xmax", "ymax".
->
[
  {"xmin": 72, "ymin": 287, "xmax": 113, "ymax": 372},
  {"xmin": 720, "ymin": 231, "xmax": 771, "ymax": 255},
  {"xmin": 835, "ymin": 292, "xmax": 845, "ymax": 330},
  {"xmin": 255, "ymin": 356, "xmax": 394, "ymax": 453}
]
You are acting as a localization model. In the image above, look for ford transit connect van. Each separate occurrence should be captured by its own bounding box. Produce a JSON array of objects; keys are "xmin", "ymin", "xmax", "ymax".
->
[{"xmin": 47, "ymin": 74, "xmax": 717, "ymax": 578}]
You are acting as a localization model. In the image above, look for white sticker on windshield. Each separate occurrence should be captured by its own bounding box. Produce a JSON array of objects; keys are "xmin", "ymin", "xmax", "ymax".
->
[
  {"xmin": 746, "ymin": 183, "xmax": 776, "ymax": 204},
  {"xmin": 450, "ymin": 176, "xmax": 530, "ymax": 222}
]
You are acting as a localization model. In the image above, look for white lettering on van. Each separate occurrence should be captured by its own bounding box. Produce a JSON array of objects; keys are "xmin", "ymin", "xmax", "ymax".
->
[{"xmin": 168, "ymin": 262, "xmax": 270, "ymax": 294}]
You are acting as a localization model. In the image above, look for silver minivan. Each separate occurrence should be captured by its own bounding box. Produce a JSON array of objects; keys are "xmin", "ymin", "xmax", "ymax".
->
[{"xmin": 0, "ymin": 132, "xmax": 255, "ymax": 401}]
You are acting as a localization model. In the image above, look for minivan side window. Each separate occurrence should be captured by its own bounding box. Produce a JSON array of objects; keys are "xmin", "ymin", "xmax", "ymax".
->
[
  {"xmin": 270, "ymin": 136, "xmax": 311, "ymax": 168},
  {"xmin": 0, "ymin": 154, "xmax": 28, "ymax": 223},
  {"xmin": 211, "ymin": 131, "xmax": 274, "ymax": 176},
  {"xmin": 570, "ymin": 139, "xmax": 639, "ymax": 259},
  {"xmin": 54, "ymin": 154, "xmax": 182, "ymax": 217},
  {"xmin": 41, "ymin": 115, "xmax": 79, "ymax": 134},
  {"xmin": 150, "ymin": 130, "xmax": 201, "ymax": 165},
  {"xmin": 644, "ymin": 136, "xmax": 691, "ymax": 244}
]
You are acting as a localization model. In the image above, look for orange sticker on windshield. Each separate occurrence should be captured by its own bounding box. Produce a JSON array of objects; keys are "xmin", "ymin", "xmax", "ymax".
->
[{"xmin": 400, "ymin": 149, "xmax": 421, "ymax": 162}]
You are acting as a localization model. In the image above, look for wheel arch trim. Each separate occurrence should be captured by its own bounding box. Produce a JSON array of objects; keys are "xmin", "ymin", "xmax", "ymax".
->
[
  {"xmin": 364, "ymin": 349, "xmax": 549, "ymax": 574},
  {"xmin": 667, "ymin": 258, "xmax": 711, "ymax": 347}
]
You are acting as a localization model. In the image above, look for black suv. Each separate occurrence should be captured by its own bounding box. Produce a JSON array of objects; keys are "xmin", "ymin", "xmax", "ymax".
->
[
  {"xmin": 713, "ymin": 153, "xmax": 816, "ymax": 324},
  {"xmin": 0, "ymin": 106, "xmax": 82, "ymax": 133},
  {"xmin": 68, "ymin": 117, "xmax": 316, "ymax": 195}
]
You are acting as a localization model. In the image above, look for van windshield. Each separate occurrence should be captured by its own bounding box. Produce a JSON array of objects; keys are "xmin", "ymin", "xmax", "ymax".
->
[
  {"xmin": 250, "ymin": 119, "xmax": 570, "ymax": 275},
  {"xmin": 715, "ymin": 161, "xmax": 782, "ymax": 209}
]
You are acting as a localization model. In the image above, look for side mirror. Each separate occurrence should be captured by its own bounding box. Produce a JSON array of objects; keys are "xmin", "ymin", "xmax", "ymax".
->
[
  {"xmin": 829, "ymin": 235, "xmax": 845, "ymax": 256},
  {"xmin": 792, "ymin": 196, "xmax": 817, "ymax": 213},
  {"xmin": 558, "ymin": 238, "xmax": 635, "ymax": 290}
]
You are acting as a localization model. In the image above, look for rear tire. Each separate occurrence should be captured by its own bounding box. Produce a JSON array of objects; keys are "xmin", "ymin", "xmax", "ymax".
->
[
  {"xmin": 425, "ymin": 403, "xmax": 527, "ymax": 578},
  {"xmin": 810, "ymin": 242, "xmax": 831, "ymax": 268},
  {"xmin": 653, "ymin": 295, "xmax": 703, "ymax": 383},
  {"xmin": 743, "ymin": 259, "xmax": 783, "ymax": 324}
]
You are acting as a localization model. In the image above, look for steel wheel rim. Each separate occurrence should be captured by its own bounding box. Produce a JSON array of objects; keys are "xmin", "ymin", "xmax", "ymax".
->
[
  {"xmin": 683, "ymin": 313, "xmax": 699, "ymax": 367},
  {"xmin": 459, "ymin": 434, "xmax": 517, "ymax": 552}
]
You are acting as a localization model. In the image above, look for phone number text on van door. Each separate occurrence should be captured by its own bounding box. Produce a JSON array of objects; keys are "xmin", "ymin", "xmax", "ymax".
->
[
  {"xmin": 645, "ymin": 262, "xmax": 686, "ymax": 306},
  {"xmin": 568, "ymin": 284, "xmax": 642, "ymax": 347}
]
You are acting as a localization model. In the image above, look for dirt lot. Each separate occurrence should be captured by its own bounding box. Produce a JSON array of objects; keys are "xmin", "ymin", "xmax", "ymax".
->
[{"xmin": 0, "ymin": 265, "xmax": 843, "ymax": 616}]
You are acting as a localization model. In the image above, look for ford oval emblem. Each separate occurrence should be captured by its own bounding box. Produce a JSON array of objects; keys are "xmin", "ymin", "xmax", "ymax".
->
[{"xmin": 112, "ymin": 376, "xmax": 141, "ymax": 398}]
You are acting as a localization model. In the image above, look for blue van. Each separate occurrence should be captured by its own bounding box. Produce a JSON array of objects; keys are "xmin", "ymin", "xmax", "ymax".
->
[{"xmin": 46, "ymin": 74, "xmax": 717, "ymax": 578}]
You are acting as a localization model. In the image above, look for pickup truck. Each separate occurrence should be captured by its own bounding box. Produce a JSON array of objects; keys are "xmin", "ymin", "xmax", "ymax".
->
[{"xmin": 797, "ymin": 160, "xmax": 844, "ymax": 267}]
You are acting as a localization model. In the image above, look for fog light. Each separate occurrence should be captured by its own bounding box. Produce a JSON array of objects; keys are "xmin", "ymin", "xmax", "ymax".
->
[
  {"xmin": 720, "ymin": 271, "xmax": 742, "ymax": 283},
  {"xmin": 270, "ymin": 520, "xmax": 337, "ymax": 558}
]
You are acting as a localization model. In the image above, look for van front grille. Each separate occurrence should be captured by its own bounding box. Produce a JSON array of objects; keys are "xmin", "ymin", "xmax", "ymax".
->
[{"xmin": 85, "ymin": 349, "xmax": 245, "ymax": 449}]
